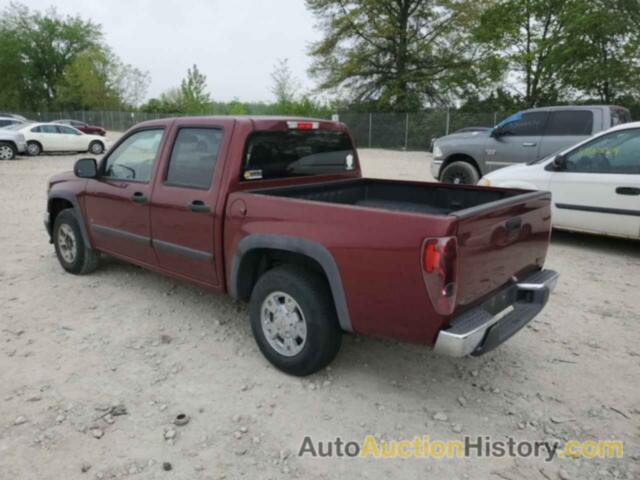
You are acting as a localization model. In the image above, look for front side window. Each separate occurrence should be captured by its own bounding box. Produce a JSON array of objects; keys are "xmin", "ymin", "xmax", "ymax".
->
[
  {"xmin": 165, "ymin": 128, "xmax": 223, "ymax": 189},
  {"xmin": 565, "ymin": 129, "xmax": 640, "ymax": 174},
  {"xmin": 103, "ymin": 129, "xmax": 164, "ymax": 182},
  {"xmin": 546, "ymin": 111, "xmax": 593, "ymax": 136},
  {"xmin": 242, "ymin": 130, "xmax": 355, "ymax": 181},
  {"xmin": 497, "ymin": 112, "xmax": 548, "ymax": 136}
]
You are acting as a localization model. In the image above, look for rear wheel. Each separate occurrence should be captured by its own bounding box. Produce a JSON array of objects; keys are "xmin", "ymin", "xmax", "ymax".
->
[
  {"xmin": 249, "ymin": 265, "xmax": 342, "ymax": 376},
  {"xmin": 89, "ymin": 141, "xmax": 104, "ymax": 155},
  {"xmin": 441, "ymin": 161, "xmax": 480, "ymax": 185},
  {"xmin": 0, "ymin": 142, "xmax": 16, "ymax": 160},
  {"xmin": 53, "ymin": 210, "xmax": 100, "ymax": 275},
  {"xmin": 26, "ymin": 141, "xmax": 41, "ymax": 156}
]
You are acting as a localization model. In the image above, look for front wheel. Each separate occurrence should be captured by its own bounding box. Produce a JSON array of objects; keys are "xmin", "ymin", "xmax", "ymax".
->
[
  {"xmin": 249, "ymin": 265, "xmax": 342, "ymax": 376},
  {"xmin": 53, "ymin": 210, "xmax": 100, "ymax": 275},
  {"xmin": 89, "ymin": 141, "xmax": 104, "ymax": 155},
  {"xmin": 0, "ymin": 142, "xmax": 16, "ymax": 160},
  {"xmin": 440, "ymin": 161, "xmax": 480, "ymax": 185}
]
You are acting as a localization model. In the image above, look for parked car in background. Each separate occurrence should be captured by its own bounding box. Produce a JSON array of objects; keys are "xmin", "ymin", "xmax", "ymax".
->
[
  {"xmin": 0, "ymin": 125, "xmax": 27, "ymax": 160},
  {"xmin": 11, "ymin": 122, "xmax": 108, "ymax": 156},
  {"xmin": 0, "ymin": 112, "xmax": 27, "ymax": 121},
  {"xmin": 53, "ymin": 119, "xmax": 106, "ymax": 136},
  {"xmin": 432, "ymin": 105, "xmax": 631, "ymax": 184},
  {"xmin": 44, "ymin": 116, "xmax": 558, "ymax": 375},
  {"xmin": 478, "ymin": 122, "xmax": 640, "ymax": 240},
  {"xmin": 0, "ymin": 116, "xmax": 25, "ymax": 128}
]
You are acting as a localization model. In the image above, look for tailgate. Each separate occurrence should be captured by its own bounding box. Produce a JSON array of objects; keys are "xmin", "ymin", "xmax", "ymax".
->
[{"xmin": 453, "ymin": 190, "xmax": 552, "ymax": 308}]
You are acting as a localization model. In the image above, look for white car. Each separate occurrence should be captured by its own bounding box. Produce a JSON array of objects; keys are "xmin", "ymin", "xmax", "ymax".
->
[
  {"xmin": 12, "ymin": 122, "xmax": 108, "ymax": 156},
  {"xmin": 478, "ymin": 122, "xmax": 640, "ymax": 240}
]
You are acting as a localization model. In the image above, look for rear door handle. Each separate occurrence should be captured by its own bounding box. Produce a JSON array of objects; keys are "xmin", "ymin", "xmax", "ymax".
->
[
  {"xmin": 522, "ymin": 142, "xmax": 537, "ymax": 147},
  {"xmin": 131, "ymin": 192, "xmax": 147, "ymax": 204},
  {"xmin": 616, "ymin": 187, "xmax": 640, "ymax": 196},
  {"xmin": 189, "ymin": 200, "xmax": 210, "ymax": 213}
]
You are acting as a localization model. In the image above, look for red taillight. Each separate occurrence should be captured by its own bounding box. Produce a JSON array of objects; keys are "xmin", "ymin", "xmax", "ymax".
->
[
  {"xmin": 287, "ymin": 121, "xmax": 319, "ymax": 130},
  {"xmin": 421, "ymin": 237, "xmax": 458, "ymax": 315},
  {"xmin": 423, "ymin": 240, "xmax": 440, "ymax": 273}
]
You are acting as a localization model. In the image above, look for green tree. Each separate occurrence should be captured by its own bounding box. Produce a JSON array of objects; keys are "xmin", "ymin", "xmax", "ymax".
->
[
  {"xmin": 56, "ymin": 48, "xmax": 119, "ymax": 110},
  {"xmin": 558, "ymin": 0, "xmax": 640, "ymax": 103},
  {"xmin": 271, "ymin": 58, "xmax": 300, "ymax": 106},
  {"xmin": 0, "ymin": 2, "xmax": 102, "ymax": 109},
  {"xmin": 0, "ymin": 2, "xmax": 150, "ymax": 110},
  {"xmin": 305, "ymin": 0, "xmax": 498, "ymax": 111},
  {"xmin": 475, "ymin": 0, "xmax": 568, "ymax": 107},
  {"xmin": 180, "ymin": 64, "xmax": 211, "ymax": 114}
]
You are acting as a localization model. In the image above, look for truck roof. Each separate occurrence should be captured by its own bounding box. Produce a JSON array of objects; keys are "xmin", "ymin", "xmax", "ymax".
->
[
  {"xmin": 523, "ymin": 105, "xmax": 627, "ymax": 113},
  {"xmin": 132, "ymin": 116, "xmax": 345, "ymax": 131}
]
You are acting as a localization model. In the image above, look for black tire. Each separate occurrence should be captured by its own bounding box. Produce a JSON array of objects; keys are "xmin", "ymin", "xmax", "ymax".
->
[
  {"xmin": 441, "ymin": 161, "xmax": 480, "ymax": 185},
  {"xmin": 53, "ymin": 210, "xmax": 100, "ymax": 275},
  {"xmin": 0, "ymin": 142, "xmax": 16, "ymax": 160},
  {"xmin": 249, "ymin": 265, "xmax": 342, "ymax": 376},
  {"xmin": 26, "ymin": 141, "xmax": 42, "ymax": 156},
  {"xmin": 89, "ymin": 141, "xmax": 104, "ymax": 155}
]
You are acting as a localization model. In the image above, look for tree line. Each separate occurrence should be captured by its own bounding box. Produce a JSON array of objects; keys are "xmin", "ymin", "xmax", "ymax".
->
[{"xmin": 1, "ymin": 1, "xmax": 640, "ymax": 117}]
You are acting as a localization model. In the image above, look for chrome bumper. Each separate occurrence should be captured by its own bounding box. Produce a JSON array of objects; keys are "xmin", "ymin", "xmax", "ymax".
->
[{"xmin": 433, "ymin": 269, "xmax": 559, "ymax": 357}]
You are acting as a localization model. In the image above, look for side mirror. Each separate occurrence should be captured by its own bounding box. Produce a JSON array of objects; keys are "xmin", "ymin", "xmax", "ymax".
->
[
  {"xmin": 74, "ymin": 158, "xmax": 97, "ymax": 178},
  {"xmin": 552, "ymin": 154, "xmax": 566, "ymax": 170},
  {"xmin": 490, "ymin": 127, "xmax": 503, "ymax": 138}
]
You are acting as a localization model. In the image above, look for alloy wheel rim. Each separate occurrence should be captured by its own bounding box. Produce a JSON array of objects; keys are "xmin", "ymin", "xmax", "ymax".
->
[
  {"xmin": 91, "ymin": 143, "xmax": 102, "ymax": 154},
  {"xmin": 260, "ymin": 291, "xmax": 307, "ymax": 357},
  {"xmin": 28, "ymin": 144, "xmax": 39, "ymax": 155},
  {"xmin": 57, "ymin": 224, "xmax": 77, "ymax": 263}
]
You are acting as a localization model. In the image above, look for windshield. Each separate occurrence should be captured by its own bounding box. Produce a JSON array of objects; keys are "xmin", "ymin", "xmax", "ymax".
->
[{"xmin": 242, "ymin": 130, "xmax": 356, "ymax": 181}]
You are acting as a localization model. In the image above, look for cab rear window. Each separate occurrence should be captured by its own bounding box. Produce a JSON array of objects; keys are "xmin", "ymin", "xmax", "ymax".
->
[{"xmin": 242, "ymin": 131, "xmax": 356, "ymax": 181}]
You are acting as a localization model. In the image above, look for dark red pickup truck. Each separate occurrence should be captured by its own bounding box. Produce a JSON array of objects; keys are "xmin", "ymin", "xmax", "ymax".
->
[{"xmin": 45, "ymin": 116, "xmax": 558, "ymax": 375}]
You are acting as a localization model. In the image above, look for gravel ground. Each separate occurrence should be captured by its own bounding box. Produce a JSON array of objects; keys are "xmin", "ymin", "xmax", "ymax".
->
[{"xmin": 0, "ymin": 146, "xmax": 638, "ymax": 479}]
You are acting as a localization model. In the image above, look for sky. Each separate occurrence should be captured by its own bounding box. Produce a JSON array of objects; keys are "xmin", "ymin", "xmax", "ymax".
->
[{"xmin": 13, "ymin": 0, "xmax": 322, "ymax": 103}]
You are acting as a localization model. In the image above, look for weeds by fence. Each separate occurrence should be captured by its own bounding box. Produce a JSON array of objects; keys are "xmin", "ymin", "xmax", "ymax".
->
[{"xmin": 14, "ymin": 109, "xmax": 510, "ymax": 151}]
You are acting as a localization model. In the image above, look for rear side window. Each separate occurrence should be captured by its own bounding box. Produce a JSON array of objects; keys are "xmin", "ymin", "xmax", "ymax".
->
[
  {"xmin": 545, "ymin": 111, "xmax": 593, "ymax": 136},
  {"xmin": 165, "ymin": 128, "xmax": 223, "ymax": 189},
  {"xmin": 498, "ymin": 112, "xmax": 548, "ymax": 136},
  {"xmin": 242, "ymin": 130, "xmax": 355, "ymax": 181}
]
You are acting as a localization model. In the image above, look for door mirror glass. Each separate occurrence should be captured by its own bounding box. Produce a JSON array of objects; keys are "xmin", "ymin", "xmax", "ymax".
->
[{"xmin": 74, "ymin": 158, "xmax": 97, "ymax": 178}]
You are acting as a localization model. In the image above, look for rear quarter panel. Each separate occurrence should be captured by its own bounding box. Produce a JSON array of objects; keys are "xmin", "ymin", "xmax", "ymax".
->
[{"xmin": 225, "ymin": 192, "xmax": 457, "ymax": 344}]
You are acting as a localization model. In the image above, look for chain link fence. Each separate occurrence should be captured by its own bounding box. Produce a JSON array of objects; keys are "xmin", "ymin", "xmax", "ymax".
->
[
  {"xmin": 12, "ymin": 109, "xmax": 509, "ymax": 151},
  {"xmin": 338, "ymin": 110, "xmax": 509, "ymax": 151}
]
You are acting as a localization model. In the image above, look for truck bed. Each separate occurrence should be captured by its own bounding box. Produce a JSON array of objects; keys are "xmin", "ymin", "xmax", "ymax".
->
[{"xmin": 251, "ymin": 178, "xmax": 521, "ymax": 216}]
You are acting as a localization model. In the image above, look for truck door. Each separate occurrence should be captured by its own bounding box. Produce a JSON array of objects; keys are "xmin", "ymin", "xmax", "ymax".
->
[
  {"xmin": 84, "ymin": 128, "xmax": 165, "ymax": 265},
  {"xmin": 538, "ymin": 109, "xmax": 598, "ymax": 159},
  {"xmin": 484, "ymin": 111, "xmax": 548, "ymax": 171},
  {"xmin": 149, "ymin": 126, "xmax": 225, "ymax": 286}
]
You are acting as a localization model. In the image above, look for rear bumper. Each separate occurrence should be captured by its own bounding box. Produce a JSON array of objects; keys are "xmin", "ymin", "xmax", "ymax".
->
[{"xmin": 433, "ymin": 269, "xmax": 559, "ymax": 357}]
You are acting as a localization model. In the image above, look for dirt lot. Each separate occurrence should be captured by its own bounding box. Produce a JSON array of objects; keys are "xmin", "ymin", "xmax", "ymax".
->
[{"xmin": 0, "ymin": 147, "xmax": 638, "ymax": 480}]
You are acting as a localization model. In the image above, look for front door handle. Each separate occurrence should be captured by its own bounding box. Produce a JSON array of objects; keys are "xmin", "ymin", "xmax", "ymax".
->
[
  {"xmin": 189, "ymin": 200, "xmax": 210, "ymax": 213},
  {"xmin": 131, "ymin": 192, "xmax": 147, "ymax": 204},
  {"xmin": 522, "ymin": 142, "xmax": 537, "ymax": 147},
  {"xmin": 616, "ymin": 187, "xmax": 640, "ymax": 196}
]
